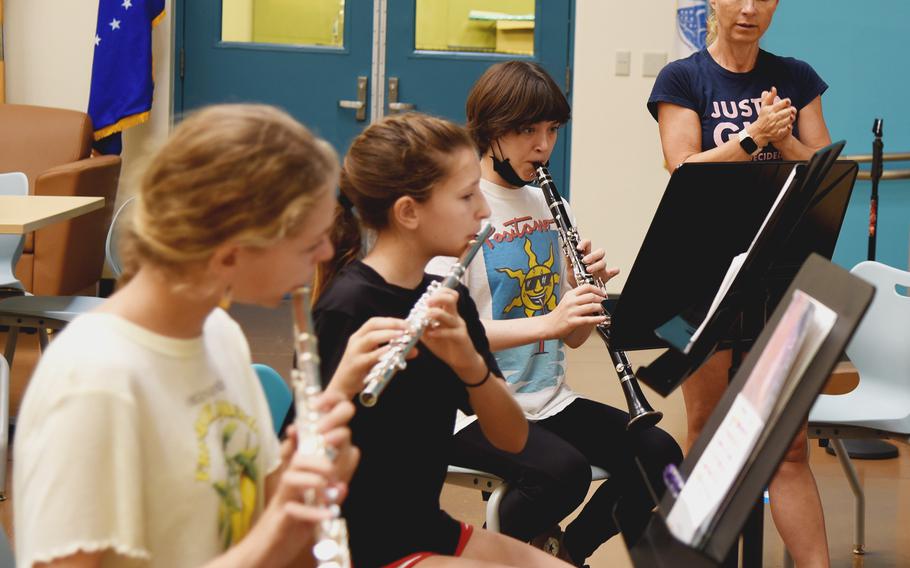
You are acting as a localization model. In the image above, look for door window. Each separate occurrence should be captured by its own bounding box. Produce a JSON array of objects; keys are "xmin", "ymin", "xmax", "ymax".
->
[
  {"xmin": 415, "ymin": 0, "xmax": 534, "ymax": 55},
  {"xmin": 221, "ymin": 0, "xmax": 345, "ymax": 48}
]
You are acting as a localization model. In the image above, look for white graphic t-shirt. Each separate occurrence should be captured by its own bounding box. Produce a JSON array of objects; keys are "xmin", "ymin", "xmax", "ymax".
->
[
  {"xmin": 14, "ymin": 309, "xmax": 281, "ymax": 568},
  {"xmin": 428, "ymin": 178, "xmax": 581, "ymax": 429}
]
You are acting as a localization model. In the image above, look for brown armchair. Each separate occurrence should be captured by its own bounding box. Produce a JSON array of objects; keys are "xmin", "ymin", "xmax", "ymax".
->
[{"xmin": 0, "ymin": 104, "xmax": 121, "ymax": 295}]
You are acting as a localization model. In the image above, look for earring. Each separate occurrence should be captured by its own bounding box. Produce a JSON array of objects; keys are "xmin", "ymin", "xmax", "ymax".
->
[{"xmin": 218, "ymin": 286, "xmax": 233, "ymax": 311}]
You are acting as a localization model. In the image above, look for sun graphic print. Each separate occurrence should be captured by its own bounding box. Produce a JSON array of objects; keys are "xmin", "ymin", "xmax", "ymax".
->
[
  {"xmin": 498, "ymin": 238, "xmax": 561, "ymax": 318},
  {"xmin": 482, "ymin": 226, "xmax": 566, "ymax": 394}
]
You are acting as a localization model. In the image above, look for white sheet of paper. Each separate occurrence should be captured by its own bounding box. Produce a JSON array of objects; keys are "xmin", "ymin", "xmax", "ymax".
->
[
  {"xmin": 665, "ymin": 394, "xmax": 763, "ymax": 545},
  {"xmin": 666, "ymin": 289, "xmax": 836, "ymax": 546},
  {"xmin": 687, "ymin": 251, "xmax": 746, "ymax": 351}
]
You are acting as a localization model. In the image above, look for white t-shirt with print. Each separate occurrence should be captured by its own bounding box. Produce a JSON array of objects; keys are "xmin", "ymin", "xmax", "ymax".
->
[
  {"xmin": 428, "ymin": 178, "xmax": 582, "ymax": 429},
  {"xmin": 14, "ymin": 309, "xmax": 282, "ymax": 568}
]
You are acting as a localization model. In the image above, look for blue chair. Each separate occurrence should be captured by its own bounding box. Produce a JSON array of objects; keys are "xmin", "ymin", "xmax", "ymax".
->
[
  {"xmin": 0, "ymin": 197, "xmax": 134, "ymax": 366},
  {"xmin": 0, "ymin": 172, "xmax": 28, "ymax": 292},
  {"xmin": 253, "ymin": 363, "xmax": 293, "ymax": 435}
]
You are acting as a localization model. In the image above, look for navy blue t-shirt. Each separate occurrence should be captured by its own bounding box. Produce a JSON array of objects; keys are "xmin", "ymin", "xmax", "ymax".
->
[{"xmin": 647, "ymin": 49, "xmax": 827, "ymax": 161}]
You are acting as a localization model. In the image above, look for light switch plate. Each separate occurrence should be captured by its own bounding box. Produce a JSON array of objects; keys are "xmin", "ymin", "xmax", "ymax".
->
[
  {"xmin": 642, "ymin": 52, "xmax": 667, "ymax": 77},
  {"xmin": 615, "ymin": 50, "xmax": 631, "ymax": 77}
]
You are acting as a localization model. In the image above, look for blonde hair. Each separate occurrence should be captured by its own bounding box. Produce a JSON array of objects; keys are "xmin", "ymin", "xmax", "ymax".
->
[
  {"xmin": 121, "ymin": 104, "xmax": 339, "ymax": 282},
  {"xmin": 707, "ymin": 6, "xmax": 717, "ymax": 45}
]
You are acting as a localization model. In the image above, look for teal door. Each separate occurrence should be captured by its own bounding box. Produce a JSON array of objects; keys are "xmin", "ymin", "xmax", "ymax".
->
[
  {"xmin": 176, "ymin": 1, "xmax": 574, "ymax": 189},
  {"xmin": 385, "ymin": 0, "xmax": 575, "ymax": 189},
  {"xmin": 177, "ymin": 0, "xmax": 373, "ymax": 153}
]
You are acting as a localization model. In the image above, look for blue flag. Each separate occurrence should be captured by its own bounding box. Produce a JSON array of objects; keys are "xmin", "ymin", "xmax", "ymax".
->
[{"xmin": 88, "ymin": 0, "xmax": 165, "ymax": 154}]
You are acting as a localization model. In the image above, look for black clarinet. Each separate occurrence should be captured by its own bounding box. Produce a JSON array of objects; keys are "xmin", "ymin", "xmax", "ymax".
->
[{"xmin": 535, "ymin": 163, "xmax": 663, "ymax": 432}]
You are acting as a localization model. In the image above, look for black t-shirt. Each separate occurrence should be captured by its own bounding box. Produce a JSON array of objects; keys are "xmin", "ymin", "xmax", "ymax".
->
[
  {"xmin": 647, "ymin": 48, "xmax": 828, "ymax": 161},
  {"xmin": 314, "ymin": 260, "xmax": 501, "ymax": 566}
]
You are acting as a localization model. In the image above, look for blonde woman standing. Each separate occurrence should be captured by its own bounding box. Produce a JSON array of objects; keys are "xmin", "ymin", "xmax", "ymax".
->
[{"xmin": 649, "ymin": 1, "xmax": 832, "ymax": 566}]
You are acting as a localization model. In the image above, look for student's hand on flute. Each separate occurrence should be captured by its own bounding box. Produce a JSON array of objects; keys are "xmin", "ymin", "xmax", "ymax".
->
[{"xmin": 329, "ymin": 317, "xmax": 412, "ymax": 399}]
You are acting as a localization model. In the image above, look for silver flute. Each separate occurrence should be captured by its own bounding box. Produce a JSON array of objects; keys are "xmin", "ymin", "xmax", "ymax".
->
[
  {"xmin": 535, "ymin": 163, "xmax": 663, "ymax": 432},
  {"xmin": 359, "ymin": 223, "xmax": 495, "ymax": 407},
  {"xmin": 290, "ymin": 286, "xmax": 351, "ymax": 568}
]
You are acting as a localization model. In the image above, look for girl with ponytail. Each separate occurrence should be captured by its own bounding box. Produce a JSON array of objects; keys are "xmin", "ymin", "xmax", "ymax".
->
[{"xmin": 312, "ymin": 112, "xmax": 568, "ymax": 567}]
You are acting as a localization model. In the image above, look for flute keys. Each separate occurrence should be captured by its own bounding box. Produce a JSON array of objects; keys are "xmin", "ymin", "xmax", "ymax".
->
[{"xmin": 313, "ymin": 538, "xmax": 342, "ymax": 564}]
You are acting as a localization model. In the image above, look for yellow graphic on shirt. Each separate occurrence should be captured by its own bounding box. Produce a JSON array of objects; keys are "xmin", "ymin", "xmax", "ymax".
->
[
  {"xmin": 194, "ymin": 400, "xmax": 262, "ymax": 550},
  {"xmin": 498, "ymin": 238, "xmax": 560, "ymax": 318}
]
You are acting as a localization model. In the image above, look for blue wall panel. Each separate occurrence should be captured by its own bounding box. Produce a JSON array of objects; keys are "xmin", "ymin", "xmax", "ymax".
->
[{"xmin": 763, "ymin": 0, "xmax": 910, "ymax": 271}]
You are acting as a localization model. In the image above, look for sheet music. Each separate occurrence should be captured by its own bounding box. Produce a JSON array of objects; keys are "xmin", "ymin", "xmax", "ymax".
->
[
  {"xmin": 685, "ymin": 165, "xmax": 800, "ymax": 352},
  {"xmin": 666, "ymin": 290, "xmax": 836, "ymax": 546},
  {"xmin": 686, "ymin": 252, "xmax": 746, "ymax": 352}
]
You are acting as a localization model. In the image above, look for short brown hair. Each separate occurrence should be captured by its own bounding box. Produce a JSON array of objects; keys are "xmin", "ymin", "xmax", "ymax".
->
[{"xmin": 466, "ymin": 61, "xmax": 571, "ymax": 155}]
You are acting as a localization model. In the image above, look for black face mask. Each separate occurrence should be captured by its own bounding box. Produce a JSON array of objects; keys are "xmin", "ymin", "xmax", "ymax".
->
[{"xmin": 490, "ymin": 140, "xmax": 546, "ymax": 187}]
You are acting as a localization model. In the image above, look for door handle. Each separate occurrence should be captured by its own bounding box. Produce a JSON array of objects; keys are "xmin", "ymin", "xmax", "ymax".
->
[
  {"xmin": 388, "ymin": 102, "xmax": 415, "ymax": 112},
  {"xmin": 388, "ymin": 77, "xmax": 416, "ymax": 114},
  {"xmin": 389, "ymin": 103, "xmax": 417, "ymax": 112},
  {"xmin": 338, "ymin": 76, "xmax": 368, "ymax": 121}
]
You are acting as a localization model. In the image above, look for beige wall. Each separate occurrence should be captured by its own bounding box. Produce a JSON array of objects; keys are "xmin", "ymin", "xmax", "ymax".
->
[
  {"xmin": 570, "ymin": 0, "xmax": 677, "ymax": 294},
  {"xmin": 568, "ymin": 0, "xmax": 686, "ymax": 461}
]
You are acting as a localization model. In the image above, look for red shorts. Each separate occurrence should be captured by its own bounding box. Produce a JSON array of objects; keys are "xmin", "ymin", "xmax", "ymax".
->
[{"xmin": 381, "ymin": 522, "xmax": 474, "ymax": 568}]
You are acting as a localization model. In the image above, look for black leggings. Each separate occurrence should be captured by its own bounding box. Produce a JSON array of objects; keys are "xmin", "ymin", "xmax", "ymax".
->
[{"xmin": 451, "ymin": 398, "xmax": 682, "ymax": 563}]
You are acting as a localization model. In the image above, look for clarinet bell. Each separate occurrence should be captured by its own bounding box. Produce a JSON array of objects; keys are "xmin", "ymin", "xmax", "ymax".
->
[{"xmin": 624, "ymin": 379, "xmax": 664, "ymax": 432}]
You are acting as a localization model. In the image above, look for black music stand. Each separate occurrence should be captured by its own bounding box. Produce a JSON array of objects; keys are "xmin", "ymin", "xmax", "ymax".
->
[
  {"xmin": 610, "ymin": 142, "xmax": 857, "ymax": 397},
  {"xmin": 623, "ymin": 254, "xmax": 874, "ymax": 567},
  {"xmin": 609, "ymin": 142, "xmax": 856, "ymax": 567}
]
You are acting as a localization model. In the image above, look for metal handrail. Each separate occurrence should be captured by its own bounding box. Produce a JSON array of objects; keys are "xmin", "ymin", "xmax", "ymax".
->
[
  {"xmin": 841, "ymin": 152, "xmax": 910, "ymax": 181},
  {"xmin": 843, "ymin": 152, "xmax": 910, "ymax": 163},
  {"xmin": 856, "ymin": 169, "xmax": 910, "ymax": 181}
]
